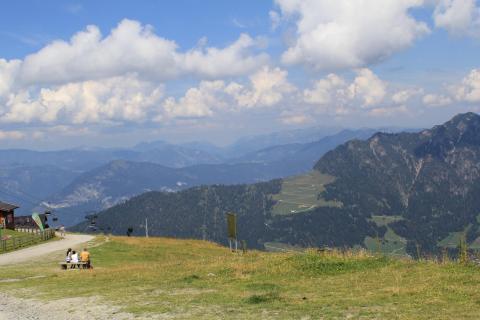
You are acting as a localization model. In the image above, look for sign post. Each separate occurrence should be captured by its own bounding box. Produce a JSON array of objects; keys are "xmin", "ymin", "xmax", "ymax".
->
[{"xmin": 226, "ymin": 212, "xmax": 237, "ymax": 252}]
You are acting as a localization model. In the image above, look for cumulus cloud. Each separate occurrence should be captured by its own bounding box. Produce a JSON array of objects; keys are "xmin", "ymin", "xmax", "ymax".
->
[
  {"xmin": 161, "ymin": 67, "xmax": 295, "ymax": 120},
  {"xmin": 452, "ymin": 68, "xmax": 480, "ymax": 102},
  {"xmin": 419, "ymin": 68, "xmax": 480, "ymax": 108},
  {"xmin": 422, "ymin": 93, "xmax": 453, "ymax": 107},
  {"xmin": 433, "ymin": 0, "xmax": 480, "ymax": 37},
  {"xmin": 0, "ymin": 13, "xmax": 470, "ymax": 133},
  {"xmin": 162, "ymin": 81, "xmax": 226, "ymax": 118},
  {"xmin": 19, "ymin": 21, "xmax": 178, "ymax": 85},
  {"xmin": 275, "ymin": 0, "xmax": 429, "ymax": 70},
  {"xmin": 303, "ymin": 74, "xmax": 346, "ymax": 106},
  {"xmin": 1, "ymin": 74, "xmax": 164, "ymax": 124},
  {"xmin": 391, "ymin": 88, "xmax": 424, "ymax": 104},
  {"xmin": 0, "ymin": 19, "xmax": 274, "ymax": 127},
  {"xmin": 180, "ymin": 34, "xmax": 269, "ymax": 79},
  {"xmin": 17, "ymin": 19, "xmax": 268, "ymax": 86},
  {"xmin": 303, "ymin": 68, "xmax": 388, "ymax": 114},
  {"xmin": 347, "ymin": 69, "xmax": 387, "ymax": 107},
  {"xmin": 226, "ymin": 67, "xmax": 295, "ymax": 108},
  {"xmin": 0, "ymin": 59, "xmax": 21, "ymax": 98}
]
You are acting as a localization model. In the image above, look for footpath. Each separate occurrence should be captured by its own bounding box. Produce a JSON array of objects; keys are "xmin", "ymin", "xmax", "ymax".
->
[
  {"xmin": 0, "ymin": 233, "xmax": 94, "ymax": 266},
  {"xmin": 0, "ymin": 233, "xmax": 137, "ymax": 320}
]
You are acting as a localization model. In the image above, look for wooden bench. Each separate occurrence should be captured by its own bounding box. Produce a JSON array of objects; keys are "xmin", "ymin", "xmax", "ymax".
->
[{"xmin": 59, "ymin": 262, "xmax": 89, "ymax": 270}]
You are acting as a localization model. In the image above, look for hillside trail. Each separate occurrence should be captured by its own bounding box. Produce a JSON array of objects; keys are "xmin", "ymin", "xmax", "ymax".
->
[{"xmin": 0, "ymin": 233, "xmax": 94, "ymax": 266}]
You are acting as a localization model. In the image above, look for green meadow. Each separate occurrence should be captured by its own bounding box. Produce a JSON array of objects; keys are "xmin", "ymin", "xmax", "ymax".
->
[
  {"xmin": 1, "ymin": 236, "xmax": 480, "ymax": 319},
  {"xmin": 272, "ymin": 171, "xmax": 340, "ymax": 216}
]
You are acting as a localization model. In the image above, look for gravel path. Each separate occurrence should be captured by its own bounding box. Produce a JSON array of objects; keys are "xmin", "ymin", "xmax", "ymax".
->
[
  {"xmin": 0, "ymin": 293, "xmax": 135, "ymax": 320},
  {"xmin": 0, "ymin": 234, "xmax": 94, "ymax": 266},
  {"xmin": 0, "ymin": 233, "xmax": 136, "ymax": 320}
]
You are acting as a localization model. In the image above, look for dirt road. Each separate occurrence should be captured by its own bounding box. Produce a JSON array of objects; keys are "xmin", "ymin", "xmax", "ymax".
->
[
  {"xmin": 0, "ymin": 233, "xmax": 94, "ymax": 266},
  {"xmin": 0, "ymin": 233, "xmax": 134, "ymax": 320},
  {"xmin": 0, "ymin": 292, "xmax": 135, "ymax": 320}
]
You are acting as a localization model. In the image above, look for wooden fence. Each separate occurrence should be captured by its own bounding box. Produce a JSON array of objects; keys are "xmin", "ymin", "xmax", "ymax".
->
[{"xmin": 0, "ymin": 229, "xmax": 55, "ymax": 253}]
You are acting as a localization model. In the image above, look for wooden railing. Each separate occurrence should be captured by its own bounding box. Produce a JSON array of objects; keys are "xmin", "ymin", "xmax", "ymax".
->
[{"xmin": 0, "ymin": 229, "xmax": 55, "ymax": 253}]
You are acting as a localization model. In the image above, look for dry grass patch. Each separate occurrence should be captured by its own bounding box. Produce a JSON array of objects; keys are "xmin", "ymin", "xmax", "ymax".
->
[{"xmin": 1, "ymin": 236, "xmax": 480, "ymax": 319}]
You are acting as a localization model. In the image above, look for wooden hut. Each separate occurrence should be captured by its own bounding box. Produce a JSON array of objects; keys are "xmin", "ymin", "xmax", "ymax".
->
[{"xmin": 0, "ymin": 201, "xmax": 18, "ymax": 230}]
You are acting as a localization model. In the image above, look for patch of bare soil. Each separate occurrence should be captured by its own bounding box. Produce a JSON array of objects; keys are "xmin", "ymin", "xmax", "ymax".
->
[{"xmin": 0, "ymin": 292, "xmax": 134, "ymax": 320}]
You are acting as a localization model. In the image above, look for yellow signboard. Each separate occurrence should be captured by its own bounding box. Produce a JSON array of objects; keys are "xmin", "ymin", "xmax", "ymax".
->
[{"xmin": 226, "ymin": 212, "xmax": 237, "ymax": 239}]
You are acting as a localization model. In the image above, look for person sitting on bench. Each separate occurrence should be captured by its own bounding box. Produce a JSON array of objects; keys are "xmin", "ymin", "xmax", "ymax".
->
[
  {"xmin": 70, "ymin": 250, "xmax": 79, "ymax": 269},
  {"xmin": 80, "ymin": 248, "xmax": 91, "ymax": 269},
  {"xmin": 65, "ymin": 248, "xmax": 72, "ymax": 263}
]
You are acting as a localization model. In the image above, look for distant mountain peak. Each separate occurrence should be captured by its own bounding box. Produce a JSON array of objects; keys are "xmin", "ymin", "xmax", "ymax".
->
[
  {"xmin": 434, "ymin": 112, "xmax": 480, "ymax": 133},
  {"xmin": 413, "ymin": 112, "xmax": 480, "ymax": 158},
  {"xmin": 449, "ymin": 111, "xmax": 479, "ymax": 124}
]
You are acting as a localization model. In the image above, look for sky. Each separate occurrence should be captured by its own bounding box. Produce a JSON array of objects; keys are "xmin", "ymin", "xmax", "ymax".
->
[{"xmin": 0, "ymin": 0, "xmax": 480, "ymax": 149}]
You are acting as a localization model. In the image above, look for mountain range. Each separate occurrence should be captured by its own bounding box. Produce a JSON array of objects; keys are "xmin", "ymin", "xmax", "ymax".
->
[
  {"xmin": 0, "ymin": 127, "xmax": 383, "ymax": 220},
  {"xmin": 45, "ymin": 129, "xmax": 378, "ymax": 226},
  {"xmin": 72, "ymin": 113, "xmax": 480, "ymax": 256}
]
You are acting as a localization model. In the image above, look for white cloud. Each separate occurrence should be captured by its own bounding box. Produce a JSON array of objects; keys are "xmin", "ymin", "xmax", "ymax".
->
[
  {"xmin": 0, "ymin": 19, "xmax": 273, "ymax": 127},
  {"xmin": 422, "ymin": 93, "xmax": 453, "ymax": 107},
  {"xmin": 0, "ymin": 130, "xmax": 25, "ymax": 140},
  {"xmin": 16, "ymin": 19, "xmax": 268, "ymax": 86},
  {"xmin": 226, "ymin": 66, "xmax": 295, "ymax": 108},
  {"xmin": 0, "ymin": 59, "xmax": 21, "ymax": 98},
  {"xmin": 433, "ymin": 0, "xmax": 480, "ymax": 37},
  {"xmin": 1, "ymin": 74, "xmax": 164, "ymax": 124},
  {"xmin": 180, "ymin": 33, "xmax": 269, "ymax": 79},
  {"xmin": 275, "ymin": 0, "xmax": 429, "ymax": 70},
  {"xmin": 19, "ymin": 21, "xmax": 176, "ymax": 85},
  {"xmin": 348, "ymin": 69, "xmax": 387, "ymax": 107},
  {"xmin": 392, "ymin": 88, "xmax": 424, "ymax": 104},
  {"xmin": 303, "ymin": 68, "xmax": 387, "ymax": 114},
  {"xmin": 304, "ymin": 74, "xmax": 346, "ymax": 105},
  {"xmin": 418, "ymin": 68, "xmax": 480, "ymax": 107},
  {"xmin": 160, "ymin": 67, "xmax": 295, "ymax": 120},
  {"xmin": 2, "ymin": 14, "xmax": 471, "ymax": 133},
  {"xmin": 452, "ymin": 68, "xmax": 480, "ymax": 102},
  {"xmin": 162, "ymin": 81, "xmax": 226, "ymax": 119}
]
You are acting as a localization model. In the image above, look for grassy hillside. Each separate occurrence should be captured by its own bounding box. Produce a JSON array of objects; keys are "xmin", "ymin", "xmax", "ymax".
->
[
  {"xmin": 1, "ymin": 236, "xmax": 480, "ymax": 319},
  {"xmin": 73, "ymin": 113, "xmax": 480, "ymax": 256},
  {"xmin": 272, "ymin": 171, "xmax": 339, "ymax": 216}
]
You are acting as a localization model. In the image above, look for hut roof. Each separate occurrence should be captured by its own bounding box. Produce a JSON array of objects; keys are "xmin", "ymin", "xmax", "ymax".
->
[{"xmin": 0, "ymin": 201, "xmax": 19, "ymax": 211}]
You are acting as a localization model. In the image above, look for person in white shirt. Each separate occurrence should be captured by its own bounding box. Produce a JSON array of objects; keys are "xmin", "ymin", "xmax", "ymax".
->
[{"xmin": 70, "ymin": 250, "xmax": 79, "ymax": 269}]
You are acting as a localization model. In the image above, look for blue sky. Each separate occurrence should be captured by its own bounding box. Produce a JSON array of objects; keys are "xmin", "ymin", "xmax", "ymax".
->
[
  {"xmin": 0, "ymin": 0, "xmax": 480, "ymax": 149},
  {"xmin": 0, "ymin": 1, "xmax": 274, "ymax": 58}
]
